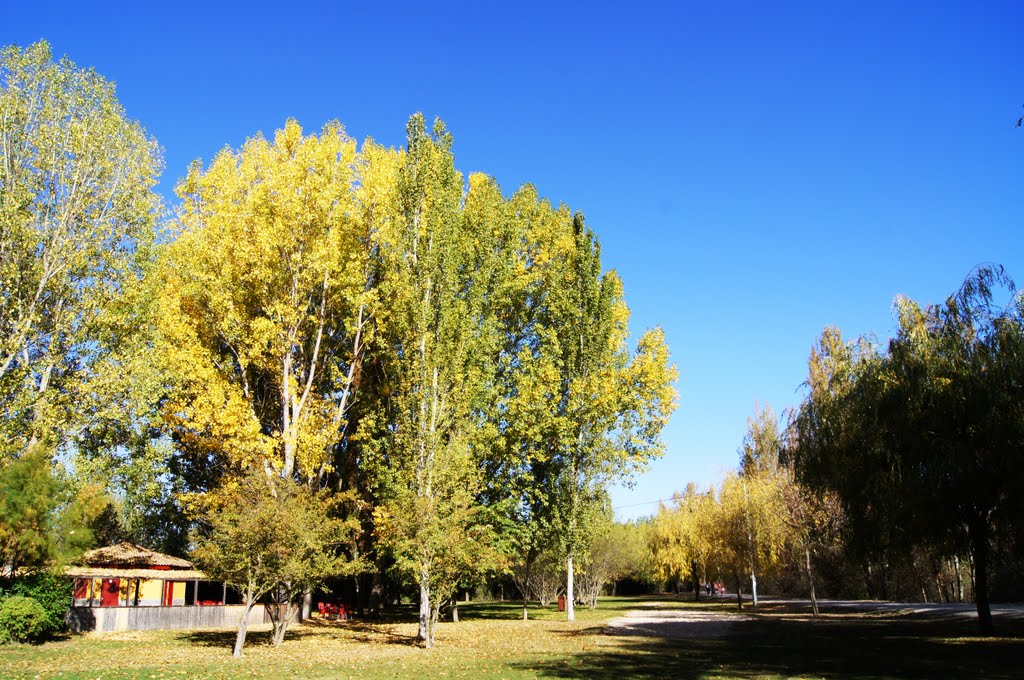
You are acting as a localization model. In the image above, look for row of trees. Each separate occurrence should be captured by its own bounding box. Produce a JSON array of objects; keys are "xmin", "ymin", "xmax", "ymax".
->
[
  {"xmin": 0, "ymin": 42, "xmax": 677, "ymax": 653},
  {"xmin": 791, "ymin": 266, "xmax": 1024, "ymax": 633},
  {"xmin": 649, "ymin": 406, "xmax": 841, "ymax": 614},
  {"xmin": 651, "ymin": 266, "xmax": 1023, "ymax": 633}
]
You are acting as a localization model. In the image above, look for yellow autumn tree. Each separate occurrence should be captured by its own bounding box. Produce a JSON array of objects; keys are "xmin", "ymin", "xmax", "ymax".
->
[
  {"xmin": 649, "ymin": 484, "xmax": 717, "ymax": 597},
  {"xmin": 716, "ymin": 471, "xmax": 790, "ymax": 609},
  {"xmin": 158, "ymin": 119, "xmax": 373, "ymax": 484}
]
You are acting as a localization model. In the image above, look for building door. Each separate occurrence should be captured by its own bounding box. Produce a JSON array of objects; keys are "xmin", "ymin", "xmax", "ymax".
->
[
  {"xmin": 100, "ymin": 578, "xmax": 120, "ymax": 607},
  {"xmin": 73, "ymin": 578, "xmax": 91, "ymax": 605}
]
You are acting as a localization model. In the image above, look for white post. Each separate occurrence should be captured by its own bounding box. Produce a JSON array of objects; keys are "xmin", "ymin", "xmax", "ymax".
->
[{"xmin": 566, "ymin": 556, "xmax": 575, "ymax": 622}]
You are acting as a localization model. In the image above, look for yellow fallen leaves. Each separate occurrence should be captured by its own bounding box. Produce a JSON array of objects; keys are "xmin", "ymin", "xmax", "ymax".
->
[{"xmin": 0, "ymin": 617, "xmax": 628, "ymax": 680}]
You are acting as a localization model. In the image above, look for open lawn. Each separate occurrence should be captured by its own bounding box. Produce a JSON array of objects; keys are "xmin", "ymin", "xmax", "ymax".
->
[{"xmin": 1, "ymin": 596, "xmax": 1021, "ymax": 679}]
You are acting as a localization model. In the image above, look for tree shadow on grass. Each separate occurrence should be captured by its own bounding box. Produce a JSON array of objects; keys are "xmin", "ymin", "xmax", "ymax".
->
[
  {"xmin": 178, "ymin": 627, "xmax": 273, "ymax": 650},
  {"xmin": 177, "ymin": 618, "xmax": 419, "ymax": 651},
  {"xmin": 513, "ymin": 613, "xmax": 1024, "ymax": 679},
  {"xmin": 327, "ymin": 619, "xmax": 420, "ymax": 647}
]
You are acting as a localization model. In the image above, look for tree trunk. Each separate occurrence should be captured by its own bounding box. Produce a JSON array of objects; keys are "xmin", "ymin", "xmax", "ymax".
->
[
  {"xmin": 370, "ymin": 568, "xmax": 384, "ymax": 618},
  {"xmin": 968, "ymin": 551, "xmax": 975, "ymax": 600},
  {"xmin": 522, "ymin": 554, "xmax": 532, "ymax": 620},
  {"xmin": 880, "ymin": 558, "xmax": 890, "ymax": 601},
  {"xmin": 353, "ymin": 573, "xmax": 363, "ymax": 617},
  {"xmin": 233, "ymin": 590, "xmax": 257, "ymax": 658},
  {"xmin": 452, "ymin": 598, "xmax": 459, "ymax": 623},
  {"xmin": 269, "ymin": 598, "xmax": 296, "ymax": 647},
  {"xmin": 805, "ymin": 545, "xmax": 819, "ymax": 616},
  {"xmin": 954, "ymin": 555, "xmax": 964, "ymax": 603},
  {"xmin": 428, "ymin": 599, "xmax": 441, "ymax": 648},
  {"xmin": 735, "ymin": 578, "xmax": 743, "ymax": 611},
  {"xmin": 692, "ymin": 559, "xmax": 700, "ymax": 601},
  {"xmin": 566, "ymin": 556, "xmax": 575, "ymax": 622},
  {"xmin": 969, "ymin": 520, "xmax": 993, "ymax": 634},
  {"xmin": 268, "ymin": 584, "xmax": 300, "ymax": 647},
  {"xmin": 743, "ymin": 479, "xmax": 758, "ymax": 608},
  {"xmin": 418, "ymin": 577, "xmax": 431, "ymax": 646},
  {"xmin": 302, "ymin": 590, "xmax": 312, "ymax": 620}
]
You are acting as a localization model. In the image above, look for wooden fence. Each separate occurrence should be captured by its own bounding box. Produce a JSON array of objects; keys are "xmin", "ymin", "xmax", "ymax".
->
[{"xmin": 66, "ymin": 604, "xmax": 296, "ymax": 633}]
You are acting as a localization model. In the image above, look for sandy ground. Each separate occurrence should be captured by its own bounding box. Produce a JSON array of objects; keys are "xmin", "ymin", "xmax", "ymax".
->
[
  {"xmin": 605, "ymin": 602, "xmax": 752, "ymax": 639},
  {"xmin": 605, "ymin": 598, "xmax": 1024, "ymax": 640}
]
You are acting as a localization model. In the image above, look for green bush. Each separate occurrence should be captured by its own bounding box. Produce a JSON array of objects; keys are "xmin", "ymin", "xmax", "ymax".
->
[
  {"xmin": 4, "ymin": 571, "xmax": 72, "ymax": 636},
  {"xmin": 0, "ymin": 596, "xmax": 50, "ymax": 643}
]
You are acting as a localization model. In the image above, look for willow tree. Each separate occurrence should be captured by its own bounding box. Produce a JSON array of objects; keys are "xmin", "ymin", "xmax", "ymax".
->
[
  {"xmin": 882, "ymin": 267, "xmax": 1023, "ymax": 632},
  {"xmin": 0, "ymin": 41, "xmax": 161, "ymax": 568},
  {"xmin": 720, "ymin": 471, "xmax": 789, "ymax": 609},
  {"xmin": 776, "ymin": 462, "xmax": 845, "ymax": 616},
  {"xmin": 649, "ymin": 484, "xmax": 716, "ymax": 596},
  {"xmin": 793, "ymin": 266, "xmax": 1024, "ymax": 633}
]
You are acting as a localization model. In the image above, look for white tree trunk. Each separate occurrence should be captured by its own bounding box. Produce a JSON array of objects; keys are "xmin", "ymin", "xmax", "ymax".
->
[
  {"xmin": 566, "ymin": 556, "xmax": 575, "ymax": 622},
  {"xmin": 233, "ymin": 590, "xmax": 257, "ymax": 658},
  {"xmin": 418, "ymin": 577, "xmax": 431, "ymax": 647},
  {"xmin": 743, "ymin": 479, "xmax": 758, "ymax": 608},
  {"xmin": 271, "ymin": 597, "xmax": 300, "ymax": 647},
  {"xmin": 302, "ymin": 590, "xmax": 312, "ymax": 620}
]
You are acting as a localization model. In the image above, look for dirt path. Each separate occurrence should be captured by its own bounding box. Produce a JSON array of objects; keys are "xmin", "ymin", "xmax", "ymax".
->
[
  {"xmin": 606, "ymin": 598, "xmax": 1024, "ymax": 640},
  {"xmin": 605, "ymin": 602, "xmax": 752, "ymax": 639}
]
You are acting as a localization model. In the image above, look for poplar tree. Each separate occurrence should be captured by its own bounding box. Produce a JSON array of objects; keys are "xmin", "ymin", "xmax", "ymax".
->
[
  {"xmin": 160, "ymin": 119, "xmax": 370, "ymax": 485},
  {"xmin": 540, "ymin": 215, "xmax": 677, "ymax": 621},
  {"xmin": 0, "ymin": 41, "xmax": 161, "ymax": 568},
  {"xmin": 735, "ymin": 406, "xmax": 792, "ymax": 607},
  {"xmin": 371, "ymin": 116, "xmax": 506, "ymax": 648}
]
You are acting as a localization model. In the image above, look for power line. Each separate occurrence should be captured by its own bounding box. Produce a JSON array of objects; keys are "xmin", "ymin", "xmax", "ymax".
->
[{"xmin": 613, "ymin": 497, "xmax": 673, "ymax": 510}]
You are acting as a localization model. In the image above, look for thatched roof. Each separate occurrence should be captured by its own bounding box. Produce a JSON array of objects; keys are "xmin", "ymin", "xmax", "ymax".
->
[
  {"xmin": 79, "ymin": 543, "xmax": 193, "ymax": 569},
  {"xmin": 66, "ymin": 566, "xmax": 207, "ymax": 580}
]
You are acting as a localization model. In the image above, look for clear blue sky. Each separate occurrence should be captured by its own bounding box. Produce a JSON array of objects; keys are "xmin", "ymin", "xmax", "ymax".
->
[{"xmin": 7, "ymin": 1, "xmax": 1022, "ymax": 520}]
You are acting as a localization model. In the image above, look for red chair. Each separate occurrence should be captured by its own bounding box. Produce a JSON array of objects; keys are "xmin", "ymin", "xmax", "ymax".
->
[
  {"xmin": 338, "ymin": 604, "xmax": 347, "ymax": 621},
  {"xmin": 317, "ymin": 602, "xmax": 326, "ymax": 618}
]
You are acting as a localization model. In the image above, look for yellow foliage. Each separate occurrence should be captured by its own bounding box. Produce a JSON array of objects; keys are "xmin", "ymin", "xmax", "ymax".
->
[{"xmin": 157, "ymin": 119, "xmax": 380, "ymax": 482}]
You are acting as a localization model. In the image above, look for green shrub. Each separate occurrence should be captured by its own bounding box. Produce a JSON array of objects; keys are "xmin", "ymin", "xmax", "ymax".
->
[
  {"xmin": 4, "ymin": 571, "xmax": 72, "ymax": 636},
  {"xmin": 0, "ymin": 596, "xmax": 50, "ymax": 643}
]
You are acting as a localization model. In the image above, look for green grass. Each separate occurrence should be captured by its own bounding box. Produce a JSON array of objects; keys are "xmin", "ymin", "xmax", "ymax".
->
[{"xmin": 1, "ymin": 596, "xmax": 1020, "ymax": 679}]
